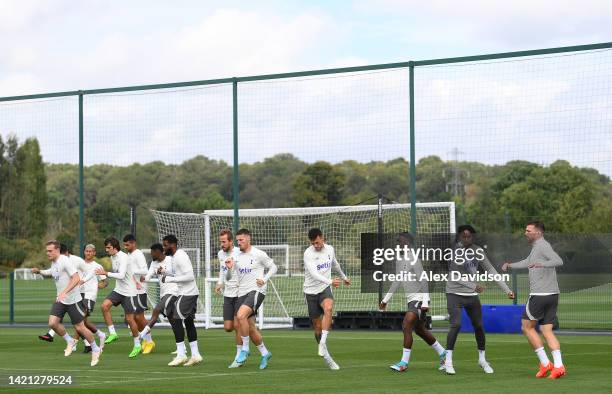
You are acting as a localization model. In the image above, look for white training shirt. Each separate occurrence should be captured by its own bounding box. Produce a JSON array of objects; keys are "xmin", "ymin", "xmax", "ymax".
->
[
  {"xmin": 129, "ymin": 249, "xmax": 149, "ymax": 295},
  {"xmin": 303, "ymin": 244, "xmax": 348, "ymax": 295},
  {"xmin": 145, "ymin": 256, "xmax": 178, "ymax": 297},
  {"xmin": 164, "ymin": 249, "xmax": 199, "ymax": 296},
  {"xmin": 40, "ymin": 254, "xmax": 81, "ymax": 305},
  {"xmin": 232, "ymin": 246, "xmax": 277, "ymax": 297},
  {"xmin": 79, "ymin": 260, "xmax": 105, "ymax": 301},
  {"xmin": 217, "ymin": 247, "xmax": 240, "ymax": 298},
  {"xmin": 107, "ymin": 250, "xmax": 137, "ymax": 297},
  {"xmin": 381, "ymin": 252, "xmax": 430, "ymax": 307}
]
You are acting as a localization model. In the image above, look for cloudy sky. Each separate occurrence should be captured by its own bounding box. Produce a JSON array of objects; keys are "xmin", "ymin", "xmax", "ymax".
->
[{"xmin": 0, "ymin": 0, "xmax": 611, "ymax": 174}]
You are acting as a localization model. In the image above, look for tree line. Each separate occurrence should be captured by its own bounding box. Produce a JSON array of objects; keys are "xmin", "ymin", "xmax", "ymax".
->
[{"xmin": 1, "ymin": 135, "xmax": 611, "ymax": 268}]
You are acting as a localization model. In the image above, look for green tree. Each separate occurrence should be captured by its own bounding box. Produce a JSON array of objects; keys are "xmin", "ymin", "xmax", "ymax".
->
[{"xmin": 292, "ymin": 161, "xmax": 345, "ymax": 206}]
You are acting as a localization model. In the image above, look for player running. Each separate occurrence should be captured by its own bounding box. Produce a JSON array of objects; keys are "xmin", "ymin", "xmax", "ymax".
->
[
  {"xmin": 31, "ymin": 240, "xmax": 102, "ymax": 366},
  {"xmin": 444, "ymin": 225, "xmax": 515, "ymax": 375},
  {"xmin": 138, "ymin": 243, "xmax": 179, "ymax": 356},
  {"xmin": 160, "ymin": 234, "xmax": 203, "ymax": 367},
  {"xmin": 303, "ymin": 228, "xmax": 350, "ymax": 370},
  {"xmin": 215, "ymin": 229, "xmax": 257, "ymax": 368},
  {"xmin": 95, "ymin": 237, "xmax": 143, "ymax": 358},
  {"xmin": 379, "ymin": 232, "xmax": 447, "ymax": 372},
  {"xmin": 69, "ymin": 244, "xmax": 108, "ymax": 352},
  {"xmin": 225, "ymin": 228, "xmax": 277, "ymax": 370},
  {"xmin": 123, "ymin": 234, "xmax": 154, "ymax": 353},
  {"xmin": 502, "ymin": 220, "xmax": 565, "ymax": 380}
]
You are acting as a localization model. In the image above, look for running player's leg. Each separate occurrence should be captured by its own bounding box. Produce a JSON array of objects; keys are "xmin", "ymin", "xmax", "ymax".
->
[
  {"xmin": 115, "ymin": 293, "xmax": 142, "ymax": 357},
  {"xmin": 464, "ymin": 296, "xmax": 492, "ymax": 373},
  {"xmin": 183, "ymin": 315, "xmax": 202, "ymax": 365},
  {"xmin": 313, "ymin": 318, "xmax": 322, "ymax": 344},
  {"xmin": 235, "ymin": 304, "xmax": 254, "ymax": 363},
  {"xmin": 246, "ymin": 315, "xmax": 272, "ymax": 369},
  {"xmin": 390, "ymin": 311, "xmax": 417, "ymax": 371},
  {"xmin": 305, "ymin": 292, "xmax": 325, "ymax": 355},
  {"xmin": 100, "ymin": 298, "xmax": 118, "ymax": 342},
  {"xmin": 522, "ymin": 318, "xmax": 553, "ymax": 378},
  {"xmin": 168, "ymin": 317, "xmax": 188, "ymax": 366},
  {"xmin": 319, "ymin": 297, "xmax": 333, "ymax": 349},
  {"xmin": 48, "ymin": 314, "xmax": 73, "ymax": 353},
  {"xmin": 224, "ymin": 296, "xmax": 242, "ymax": 366},
  {"xmin": 540, "ymin": 324, "xmax": 564, "ymax": 378},
  {"xmin": 412, "ymin": 305, "xmax": 446, "ymax": 371},
  {"xmin": 445, "ymin": 294, "xmax": 463, "ymax": 372}
]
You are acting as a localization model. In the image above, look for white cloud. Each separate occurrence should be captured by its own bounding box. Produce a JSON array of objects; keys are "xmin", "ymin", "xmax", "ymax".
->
[
  {"xmin": 354, "ymin": 0, "xmax": 612, "ymax": 48},
  {"xmin": 0, "ymin": 0, "xmax": 59, "ymax": 32}
]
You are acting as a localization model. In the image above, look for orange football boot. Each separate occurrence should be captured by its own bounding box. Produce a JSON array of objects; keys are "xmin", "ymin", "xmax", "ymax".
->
[
  {"xmin": 548, "ymin": 365, "xmax": 566, "ymax": 380},
  {"xmin": 536, "ymin": 362, "xmax": 553, "ymax": 378}
]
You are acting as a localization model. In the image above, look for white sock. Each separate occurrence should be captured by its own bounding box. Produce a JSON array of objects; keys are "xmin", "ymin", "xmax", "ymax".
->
[
  {"xmin": 431, "ymin": 340, "xmax": 445, "ymax": 356},
  {"xmin": 446, "ymin": 350, "xmax": 453, "ymax": 365},
  {"xmin": 97, "ymin": 331, "xmax": 106, "ymax": 339},
  {"xmin": 83, "ymin": 339, "xmax": 90, "ymax": 346},
  {"xmin": 108, "ymin": 325, "xmax": 116, "ymax": 335},
  {"xmin": 535, "ymin": 347, "xmax": 550, "ymax": 366},
  {"xmin": 139, "ymin": 326, "xmax": 150, "ymax": 340},
  {"xmin": 236, "ymin": 345, "xmax": 242, "ymax": 359},
  {"xmin": 177, "ymin": 341, "xmax": 186, "ymax": 358},
  {"xmin": 241, "ymin": 336, "xmax": 250, "ymax": 352},
  {"xmin": 401, "ymin": 348, "xmax": 411, "ymax": 363},
  {"xmin": 551, "ymin": 349, "xmax": 563, "ymax": 368},
  {"xmin": 257, "ymin": 342, "xmax": 269, "ymax": 357},
  {"xmin": 48, "ymin": 330, "xmax": 56, "ymax": 337},
  {"xmin": 189, "ymin": 341, "xmax": 200, "ymax": 357},
  {"xmin": 133, "ymin": 336, "xmax": 140, "ymax": 346},
  {"xmin": 62, "ymin": 334, "xmax": 72, "ymax": 343},
  {"xmin": 321, "ymin": 330, "xmax": 329, "ymax": 345},
  {"xmin": 145, "ymin": 333, "xmax": 153, "ymax": 342},
  {"xmin": 478, "ymin": 349, "xmax": 486, "ymax": 363},
  {"xmin": 91, "ymin": 341, "xmax": 100, "ymax": 353}
]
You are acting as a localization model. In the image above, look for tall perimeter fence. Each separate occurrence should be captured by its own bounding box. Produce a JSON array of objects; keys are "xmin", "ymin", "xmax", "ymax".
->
[{"xmin": 1, "ymin": 43, "xmax": 611, "ymax": 329}]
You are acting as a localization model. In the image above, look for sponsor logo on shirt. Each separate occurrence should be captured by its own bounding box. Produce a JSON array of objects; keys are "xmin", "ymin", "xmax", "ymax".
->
[
  {"xmin": 239, "ymin": 267, "xmax": 253, "ymax": 274},
  {"xmin": 316, "ymin": 262, "xmax": 331, "ymax": 271}
]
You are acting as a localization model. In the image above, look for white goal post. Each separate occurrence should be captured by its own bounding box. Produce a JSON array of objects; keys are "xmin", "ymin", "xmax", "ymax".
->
[{"xmin": 151, "ymin": 202, "xmax": 455, "ymax": 328}]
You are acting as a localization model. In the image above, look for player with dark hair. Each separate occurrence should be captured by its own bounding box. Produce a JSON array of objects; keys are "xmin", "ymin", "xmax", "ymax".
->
[
  {"xmin": 160, "ymin": 234, "xmax": 203, "ymax": 366},
  {"xmin": 122, "ymin": 234, "xmax": 153, "ymax": 353},
  {"xmin": 32, "ymin": 241, "xmax": 102, "ymax": 366},
  {"xmin": 303, "ymin": 228, "xmax": 350, "ymax": 369},
  {"xmin": 95, "ymin": 236, "xmax": 143, "ymax": 357},
  {"xmin": 443, "ymin": 225, "xmax": 514, "ymax": 375},
  {"xmin": 380, "ymin": 232, "xmax": 447, "ymax": 372},
  {"xmin": 225, "ymin": 228, "xmax": 277, "ymax": 369},
  {"xmin": 138, "ymin": 243, "xmax": 179, "ymax": 355},
  {"xmin": 502, "ymin": 220, "xmax": 565, "ymax": 379}
]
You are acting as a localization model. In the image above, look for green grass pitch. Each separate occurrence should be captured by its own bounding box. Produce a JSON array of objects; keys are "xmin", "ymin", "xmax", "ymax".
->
[{"xmin": 0, "ymin": 327, "xmax": 610, "ymax": 393}]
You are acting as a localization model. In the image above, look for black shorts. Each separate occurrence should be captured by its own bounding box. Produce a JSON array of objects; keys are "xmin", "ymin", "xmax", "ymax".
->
[
  {"xmin": 406, "ymin": 300, "xmax": 428, "ymax": 320},
  {"xmin": 237, "ymin": 291, "xmax": 265, "ymax": 318},
  {"xmin": 523, "ymin": 294, "xmax": 559, "ymax": 325},
  {"xmin": 173, "ymin": 295, "xmax": 198, "ymax": 320},
  {"xmin": 223, "ymin": 296, "xmax": 240, "ymax": 321},
  {"xmin": 154, "ymin": 294, "xmax": 178, "ymax": 318},
  {"xmin": 50, "ymin": 302, "xmax": 85, "ymax": 325},
  {"xmin": 105, "ymin": 291, "xmax": 137, "ymax": 314},
  {"xmin": 82, "ymin": 299, "xmax": 96, "ymax": 314},
  {"xmin": 304, "ymin": 286, "xmax": 334, "ymax": 320},
  {"xmin": 79, "ymin": 293, "xmax": 95, "ymax": 314},
  {"xmin": 134, "ymin": 293, "xmax": 149, "ymax": 313}
]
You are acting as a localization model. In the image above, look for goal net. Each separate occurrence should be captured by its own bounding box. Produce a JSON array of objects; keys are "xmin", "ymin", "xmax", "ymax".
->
[{"xmin": 151, "ymin": 202, "xmax": 455, "ymax": 328}]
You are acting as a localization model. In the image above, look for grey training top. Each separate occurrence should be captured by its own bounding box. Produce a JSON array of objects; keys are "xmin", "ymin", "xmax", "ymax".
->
[
  {"xmin": 509, "ymin": 237, "xmax": 563, "ymax": 295},
  {"xmin": 446, "ymin": 243, "xmax": 512, "ymax": 295}
]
